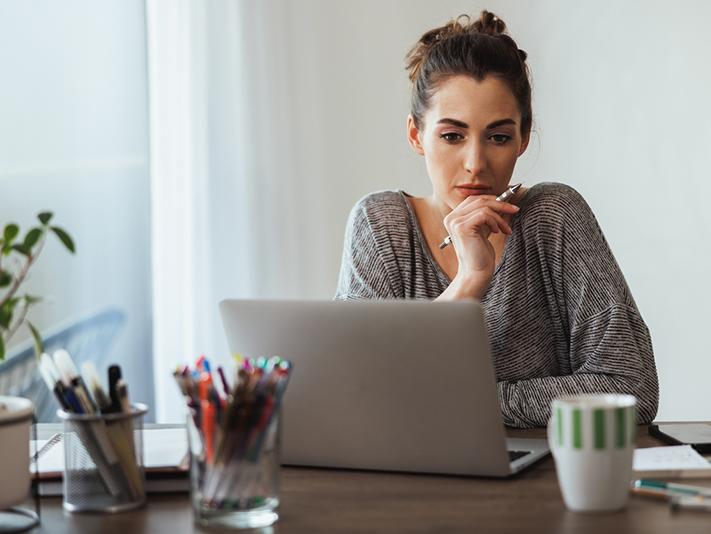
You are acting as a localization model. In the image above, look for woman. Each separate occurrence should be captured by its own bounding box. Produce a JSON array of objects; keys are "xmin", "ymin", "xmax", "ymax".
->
[{"xmin": 334, "ymin": 11, "xmax": 659, "ymax": 428}]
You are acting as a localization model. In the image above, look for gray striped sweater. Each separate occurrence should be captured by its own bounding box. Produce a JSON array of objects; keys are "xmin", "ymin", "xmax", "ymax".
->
[{"xmin": 335, "ymin": 182, "xmax": 659, "ymax": 428}]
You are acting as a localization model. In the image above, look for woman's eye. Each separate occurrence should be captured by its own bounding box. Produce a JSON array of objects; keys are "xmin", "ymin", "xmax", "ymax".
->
[
  {"xmin": 490, "ymin": 134, "xmax": 512, "ymax": 145},
  {"xmin": 440, "ymin": 132, "xmax": 463, "ymax": 143}
]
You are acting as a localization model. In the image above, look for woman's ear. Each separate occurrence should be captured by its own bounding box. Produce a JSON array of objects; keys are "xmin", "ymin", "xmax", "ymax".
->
[
  {"xmin": 518, "ymin": 131, "xmax": 530, "ymax": 157},
  {"xmin": 407, "ymin": 115, "xmax": 425, "ymax": 156}
]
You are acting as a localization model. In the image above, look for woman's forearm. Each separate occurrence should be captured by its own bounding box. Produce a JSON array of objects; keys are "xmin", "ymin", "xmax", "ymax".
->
[{"xmin": 497, "ymin": 372, "xmax": 659, "ymax": 429}]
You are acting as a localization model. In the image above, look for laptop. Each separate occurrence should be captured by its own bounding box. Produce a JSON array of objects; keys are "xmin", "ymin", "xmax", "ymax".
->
[{"xmin": 219, "ymin": 299, "xmax": 549, "ymax": 477}]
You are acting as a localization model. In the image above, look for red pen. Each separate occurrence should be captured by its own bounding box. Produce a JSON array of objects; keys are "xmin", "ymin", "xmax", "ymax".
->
[{"xmin": 199, "ymin": 374, "xmax": 216, "ymax": 464}]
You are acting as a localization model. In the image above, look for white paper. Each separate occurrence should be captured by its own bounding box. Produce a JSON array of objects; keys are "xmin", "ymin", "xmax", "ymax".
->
[
  {"xmin": 30, "ymin": 427, "xmax": 188, "ymax": 474},
  {"xmin": 142, "ymin": 428, "xmax": 188, "ymax": 469},
  {"xmin": 30, "ymin": 436, "xmax": 65, "ymax": 474},
  {"xmin": 634, "ymin": 445, "xmax": 711, "ymax": 471}
]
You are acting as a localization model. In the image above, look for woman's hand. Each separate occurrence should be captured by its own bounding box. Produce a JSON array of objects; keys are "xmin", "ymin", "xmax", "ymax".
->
[{"xmin": 437, "ymin": 195, "xmax": 519, "ymax": 300}]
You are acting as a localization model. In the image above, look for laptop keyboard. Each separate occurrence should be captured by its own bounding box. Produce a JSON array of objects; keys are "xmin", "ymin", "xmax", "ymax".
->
[{"xmin": 508, "ymin": 450, "xmax": 531, "ymax": 462}]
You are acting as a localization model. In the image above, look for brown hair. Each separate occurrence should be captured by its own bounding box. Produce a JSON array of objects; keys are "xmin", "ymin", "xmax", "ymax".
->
[{"xmin": 405, "ymin": 11, "xmax": 532, "ymax": 137}]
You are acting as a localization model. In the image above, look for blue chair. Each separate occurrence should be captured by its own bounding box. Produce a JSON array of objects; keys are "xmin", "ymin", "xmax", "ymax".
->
[{"xmin": 0, "ymin": 308, "xmax": 125, "ymax": 422}]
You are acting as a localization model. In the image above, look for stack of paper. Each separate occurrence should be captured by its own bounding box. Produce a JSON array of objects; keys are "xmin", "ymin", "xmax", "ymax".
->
[{"xmin": 634, "ymin": 445, "xmax": 711, "ymax": 478}]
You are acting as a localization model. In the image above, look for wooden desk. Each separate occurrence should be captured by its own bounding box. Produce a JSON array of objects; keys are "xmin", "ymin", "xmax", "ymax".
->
[{"xmin": 28, "ymin": 426, "xmax": 711, "ymax": 533}]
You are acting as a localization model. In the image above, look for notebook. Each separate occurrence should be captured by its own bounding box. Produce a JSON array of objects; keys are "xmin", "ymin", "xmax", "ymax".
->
[
  {"xmin": 633, "ymin": 445, "xmax": 711, "ymax": 478},
  {"xmin": 30, "ymin": 427, "xmax": 189, "ymax": 495}
]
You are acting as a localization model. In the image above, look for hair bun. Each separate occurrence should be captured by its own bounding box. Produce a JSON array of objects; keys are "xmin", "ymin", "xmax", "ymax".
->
[
  {"xmin": 405, "ymin": 11, "xmax": 526, "ymax": 83},
  {"xmin": 472, "ymin": 10, "xmax": 506, "ymax": 36},
  {"xmin": 405, "ymin": 15, "xmax": 469, "ymax": 83}
]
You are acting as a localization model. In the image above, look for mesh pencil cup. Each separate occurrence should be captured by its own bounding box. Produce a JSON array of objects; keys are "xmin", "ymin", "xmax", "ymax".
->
[
  {"xmin": 57, "ymin": 403, "xmax": 148, "ymax": 513},
  {"xmin": 187, "ymin": 406, "xmax": 281, "ymax": 529}
]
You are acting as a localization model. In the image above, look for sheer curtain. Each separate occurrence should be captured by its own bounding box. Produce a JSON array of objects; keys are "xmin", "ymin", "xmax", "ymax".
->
[
  {"xmin": 146, "ymin": 0, "xmax": 303, "ymax": 421},
  {"xmin": 0, "ymin": 0, "xmax": 154, "ymax": 413}
]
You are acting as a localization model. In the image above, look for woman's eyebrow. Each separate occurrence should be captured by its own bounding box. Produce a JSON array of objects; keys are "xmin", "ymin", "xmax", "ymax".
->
[
  {"xmin": 436, "ymin": 118, "xmax": 517, "ymax": 129},
  {"xmin": 437, "ymin": 118, "xmax": 468, "ymax": 128},
  {"xmin": 487, "ymin": 118, "xmax": 517, "ymax": 129}
]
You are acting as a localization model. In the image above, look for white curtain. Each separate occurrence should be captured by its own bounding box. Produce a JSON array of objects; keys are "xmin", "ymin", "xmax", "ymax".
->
[{"xmin": 146, "ymin": 0, "xmax": 303, "ymax": 422}]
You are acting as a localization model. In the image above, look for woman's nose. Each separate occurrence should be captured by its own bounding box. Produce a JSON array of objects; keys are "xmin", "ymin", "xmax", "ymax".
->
[{"xmin": 464, "ymin": 141, "xmax": 486, "ymax": 175}]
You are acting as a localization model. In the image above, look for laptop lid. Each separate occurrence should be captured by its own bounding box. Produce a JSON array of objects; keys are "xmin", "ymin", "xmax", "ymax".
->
[{"xmin": 219, "ymin": 299, "xmax": 514, "ymax": 476}]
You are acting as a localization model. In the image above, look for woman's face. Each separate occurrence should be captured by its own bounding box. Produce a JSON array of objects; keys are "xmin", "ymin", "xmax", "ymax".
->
[{"xmin": 407, "ymin": 74, "xmax": 529, "ymax": 211}]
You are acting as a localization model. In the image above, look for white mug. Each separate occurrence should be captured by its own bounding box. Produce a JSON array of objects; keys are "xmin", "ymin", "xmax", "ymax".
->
[
  {"xmin": 548, "ymin": 394, "xmax": 636, "ymax": 512},
  {"xmin": 0, "ymin": 396, "xmax": 34, "ymax": 509}
]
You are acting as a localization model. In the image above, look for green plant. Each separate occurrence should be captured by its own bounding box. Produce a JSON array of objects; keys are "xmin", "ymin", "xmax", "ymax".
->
[{"xmin": 0, "ymin": 212, "xmax": 75, "ymax": 360}]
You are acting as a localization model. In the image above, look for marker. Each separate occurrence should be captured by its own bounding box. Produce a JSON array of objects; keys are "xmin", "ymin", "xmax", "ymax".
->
[
  {"xmin": 634, "ymin": 479, "xmax": 711, "ymax": 498},
  {"xmin": 108, "ymin": 365, "xmax": 123, "ymax": 413},
  {"xmin": 439, "ymin": 182, "xmax": 522, "ymax": 249},
  {"xmin": 41, "ymin": 353, "xmax": 83, "ymax": 413},
  {"xmin": 81, "ymin": 362, "xmax": 113, "ymax": 414},
  {"xmin": 54, "ymin": 350, "xmax": 98, "ymax": 413},
  {"xmin": 39, "ymin": 354, "xmax": 71, "ymax": 411},
  {"xmin": 116, "ymin": 379, "xmax": 131, "ymax": 414},
  {"xmin": 217, "ymin": 366, "xmax": 231, "ymax": 396},
  {"xmin": 200, "ymin": 376, "xmax": 216, "ymax": 464}
]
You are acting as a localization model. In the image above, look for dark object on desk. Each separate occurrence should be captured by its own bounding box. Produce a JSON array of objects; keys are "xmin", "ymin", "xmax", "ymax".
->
[{"xmin": 649, "ymin": 423, "xmax": 711, "ymax": 454}]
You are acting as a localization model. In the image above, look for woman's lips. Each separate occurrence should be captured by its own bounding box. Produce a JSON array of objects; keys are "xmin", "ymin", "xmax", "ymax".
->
[{"xmin": 455, "ymin": 186, "xmax": 491, "ymax": 197}]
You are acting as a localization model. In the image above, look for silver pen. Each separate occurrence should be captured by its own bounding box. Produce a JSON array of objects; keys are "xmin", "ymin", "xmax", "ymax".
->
[{"xmin": 438, "ymin": 183, "xmax": 523, "ymax": 250}]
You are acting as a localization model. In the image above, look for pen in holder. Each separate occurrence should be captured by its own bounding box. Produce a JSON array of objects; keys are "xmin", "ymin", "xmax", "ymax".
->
[
  {"xmin": 57, "ymin": 403, "xmax": 148, "ymax": 513},
  {"xmin": 176, "ymin": 355, "xmax": 291, "ymax": 530},
  {"xmin": 188, "ymin": 405, "xmax": 282, "ymax": 529}
]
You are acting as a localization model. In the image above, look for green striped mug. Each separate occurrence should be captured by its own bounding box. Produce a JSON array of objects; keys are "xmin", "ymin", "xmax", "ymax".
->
[{"xmin": 548, "ymin": 394, "xmax": 637, "ymax": 512}]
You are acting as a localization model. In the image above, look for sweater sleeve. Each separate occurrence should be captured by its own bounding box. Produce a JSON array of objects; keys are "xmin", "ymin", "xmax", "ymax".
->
[
  {"xmin": 334, "ymin": 197, "xmax": 398, "ymax": 300},
  {"xmin": 497, "ymin": 186, "xmax": 659, "ymax": 428}
]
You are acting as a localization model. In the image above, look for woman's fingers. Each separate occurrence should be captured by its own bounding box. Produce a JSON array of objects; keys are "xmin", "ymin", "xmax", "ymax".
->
[
  {"xmin": 444, "ymin": 196, "xmax": 519, "ymax": 226},
  {"xmin": 448, "ymin": 206, "xmax": 513, "ymax": 237}
]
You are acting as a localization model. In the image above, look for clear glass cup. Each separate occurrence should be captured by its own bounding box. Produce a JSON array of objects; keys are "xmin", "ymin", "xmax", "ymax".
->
[
  {"xmin": 187, "ymin": 408, "xmax": 281, "ymax": 529},
  {"xmin": 58, "ymin": 403, "xmax": 148, "ymax": 513}
]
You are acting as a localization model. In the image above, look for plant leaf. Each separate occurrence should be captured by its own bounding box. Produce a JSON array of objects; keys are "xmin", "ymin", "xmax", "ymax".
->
[
  {"xmin": 50, "ymin": 226, "xmax": 75, "ymax": 253},
  {"xmin": 0, "ymin": 335, "xmax": 4, "ymax": 361},
  {"xmin": 38, "ymin": 212, "xmax": 53, "ymax": 225},
  {"xmin": 3, "ymin": 224, "xmax": 19, "ymax": 244},
  {"xmin": 24, "ymin": 227, "xmax": 43, "ymax": 249},
  {"xmin": 0, "ymin": 300, "xmax": 13, "ymax": 328},
  {"xmin": 11, "ymin": 243, "xmax": 30, "ymax": 257},
  {"xmin": 26, "ymin": 320, "xmax": 43, "ymax": 357},
  {"xmin": 0, "ymin": 269, "xmax": 11, "ymax": 288},
  {"xmin": 24, "ymin": 294, "xmax": 42, "ymax": 305}
]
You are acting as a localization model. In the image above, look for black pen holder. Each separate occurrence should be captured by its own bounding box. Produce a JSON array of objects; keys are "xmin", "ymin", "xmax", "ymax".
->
[{"xmin": 57, "ymin": 403, "xmax": 148, "ymax": 513}]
